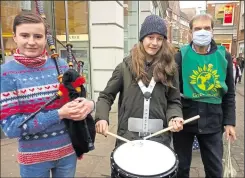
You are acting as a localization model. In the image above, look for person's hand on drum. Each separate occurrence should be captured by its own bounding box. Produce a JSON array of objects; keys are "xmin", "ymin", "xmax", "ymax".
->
[
  {"xmin": 168, "ymin": 117, "xmax": 184, "ymax": 132},
  {"xmin": 96, "ymin": 120, "xmax": 109, "ymax": 136}
]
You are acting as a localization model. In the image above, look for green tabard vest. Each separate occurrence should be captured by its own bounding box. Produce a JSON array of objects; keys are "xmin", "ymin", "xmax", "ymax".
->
[{"xmin": 181, "ymin": 45, "xmax": 228, "ymax": 104}]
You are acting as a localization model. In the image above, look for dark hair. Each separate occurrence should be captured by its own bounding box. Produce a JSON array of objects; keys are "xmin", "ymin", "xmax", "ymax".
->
[
  {"xmin": 13, "ymin": 11, "xmax": 48, "ymax": 35},
  {"xmin": 189, "ymin": 14, "xmax": 214, "ymax": 30}
]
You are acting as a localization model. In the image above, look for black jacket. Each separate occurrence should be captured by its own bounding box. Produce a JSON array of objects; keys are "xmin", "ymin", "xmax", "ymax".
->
[
  {"xmin": 175, "ymin": 40, "xmax": 236, "ymax": 134},
  {"xmin": 237, "ymin": 56, "xmax": 244, "ymax": 68}
]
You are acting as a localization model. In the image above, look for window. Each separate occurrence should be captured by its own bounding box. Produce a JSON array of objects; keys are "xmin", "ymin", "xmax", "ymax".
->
[
  {"xmin": 155, "ymin": 6, "xmax": 160, "ymax": 16},
  {"xmin": 214, "ymin": 3, "xmax": 235, "ymax": 26},
  {"xmin": 54, "ymin": 1, "xmax": 91, "ymax": 97},
  {"xmin": 0, "ymin": 1, "xmax": 34, "ymax": 63},
  {"xmin": 54, "ymin": 1, "xmax": 88, "ymax": 36},
  {"xmin": 124, "ymin": 1, "xmax": 139, "ymax": 57},
  {"xmin": 20, "ymin": 1, "xmax": 32, "ymax": 11},
  {"xmin": 239, "ymin": 42, "xmax": 244, "ymax": 54},
  {"xmin": 241, "ymin": 1, "xmax": 244, "ymax": 15},
  {"xmin": 151, "ymin": 1, "xmax": 160, "ymax": 16},
  {"xmin": 172, "ymin": 24, "xmax": 179, "ymax": 42}
]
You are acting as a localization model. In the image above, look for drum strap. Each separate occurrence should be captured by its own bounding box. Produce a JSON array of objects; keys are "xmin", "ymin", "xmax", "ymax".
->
[{"xmin": 137, "ymin": 77, "xmax": 156, "ymax": 136}]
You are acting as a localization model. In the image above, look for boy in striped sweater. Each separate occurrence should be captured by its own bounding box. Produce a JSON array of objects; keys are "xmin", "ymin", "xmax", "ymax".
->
[{"xmin": 0, "ymin": 12, "xmax": 95, "ymax": 177}]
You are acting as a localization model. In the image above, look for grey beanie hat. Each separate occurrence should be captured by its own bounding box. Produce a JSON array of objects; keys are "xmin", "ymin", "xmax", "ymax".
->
[{"xmin": 139, "ymin": 14, "xmax": 167, "ymax": 41}]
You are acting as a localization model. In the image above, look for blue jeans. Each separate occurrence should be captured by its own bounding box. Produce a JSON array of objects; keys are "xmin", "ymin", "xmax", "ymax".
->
[{"xmin": 20, "ymin": 153, "xmax": 77, "ymax": 178}]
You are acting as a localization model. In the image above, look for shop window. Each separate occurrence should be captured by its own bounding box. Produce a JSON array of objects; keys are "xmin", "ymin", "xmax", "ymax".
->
[
  {"xmin": 0, "ymin": 1, "xmax": 60, "ymax": 64},
  {"xmin": 54, "ymin": 1, "xmax": 91, "ymax": 98},
  {"xmin": 1, "ymin": 1, "xmax": 34, "ymax": 63}
]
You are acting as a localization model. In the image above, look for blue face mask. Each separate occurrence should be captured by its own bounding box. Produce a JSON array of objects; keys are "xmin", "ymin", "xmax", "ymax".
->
[{"xmin": 192, "ymin": 29, "xmax": 213, "ymax": 47}]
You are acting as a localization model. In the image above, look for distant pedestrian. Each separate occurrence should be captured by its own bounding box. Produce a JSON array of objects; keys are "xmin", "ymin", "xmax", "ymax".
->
[
  {"xmin": 233, "ymin": 57, "xmax": 241, "ymax": 86},
  {"xmin": 237, "ymin": 53, "xmax": 244, "ymax": 84}
]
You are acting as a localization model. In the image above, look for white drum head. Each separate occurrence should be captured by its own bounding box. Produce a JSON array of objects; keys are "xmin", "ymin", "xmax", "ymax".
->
[{"xmin": 113, "ymin": 140, "xmax": 176, "ymax": 176}]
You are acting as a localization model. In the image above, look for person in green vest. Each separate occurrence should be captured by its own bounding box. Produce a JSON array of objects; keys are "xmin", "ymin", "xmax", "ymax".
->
[{"xmin": 173, "ymin": 14, "xmax": 236, "ymax": 178}]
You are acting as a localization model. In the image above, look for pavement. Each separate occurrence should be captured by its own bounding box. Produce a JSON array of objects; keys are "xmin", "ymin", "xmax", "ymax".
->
[{"xmin": 1, "ymin": 81, "xmax": 244, "ymax": 177}]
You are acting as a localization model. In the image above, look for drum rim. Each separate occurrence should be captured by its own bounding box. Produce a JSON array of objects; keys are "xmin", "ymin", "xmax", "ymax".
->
[{"xmin": 110, "ymin": 142, "xmax": 179, "ymax": 177}]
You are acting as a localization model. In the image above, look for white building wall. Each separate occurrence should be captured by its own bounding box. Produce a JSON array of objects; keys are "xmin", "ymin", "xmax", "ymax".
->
[{"xmin": 89, "ymin": 1, "xmax": 124, "ymax": 112}]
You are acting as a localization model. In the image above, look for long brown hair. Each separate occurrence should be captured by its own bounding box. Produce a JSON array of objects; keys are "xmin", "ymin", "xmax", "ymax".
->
[{"xmin": 131, "ymin": 40, "xmax": 177, "ymax": 88}]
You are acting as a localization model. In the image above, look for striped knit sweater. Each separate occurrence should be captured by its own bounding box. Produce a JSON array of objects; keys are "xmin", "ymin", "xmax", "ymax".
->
[{"xmin": 0, "ymin": 58, "xmax": 75, "ymax": 165}]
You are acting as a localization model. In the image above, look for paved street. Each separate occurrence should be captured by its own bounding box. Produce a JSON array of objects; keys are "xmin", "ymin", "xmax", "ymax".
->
[{"xmin": 1, "ymin": 83, "xmax": 244, "ymax": 177}]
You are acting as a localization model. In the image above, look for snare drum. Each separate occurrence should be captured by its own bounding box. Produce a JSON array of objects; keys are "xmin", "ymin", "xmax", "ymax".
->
[{"xmin": 110, "ymin": 140, "xmax": 178, "ymax": 178}]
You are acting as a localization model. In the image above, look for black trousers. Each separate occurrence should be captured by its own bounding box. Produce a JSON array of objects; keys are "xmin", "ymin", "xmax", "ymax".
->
[
  {"xmin": 173, "ymin": 131, "xmax": 223, "ymax": 178},
  {"xmin": 238, "ymin": 67, "xmax": 243, "ymax": 82}
]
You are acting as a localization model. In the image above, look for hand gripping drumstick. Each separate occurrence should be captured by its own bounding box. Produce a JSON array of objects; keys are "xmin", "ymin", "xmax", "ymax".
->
[
  {"xmin": 106, "ymin": 131, "xmax": 131, "ymax": 143},
  {"xmin": 143, "ymin": 115, "xmax": 200, "ymax": 140}
]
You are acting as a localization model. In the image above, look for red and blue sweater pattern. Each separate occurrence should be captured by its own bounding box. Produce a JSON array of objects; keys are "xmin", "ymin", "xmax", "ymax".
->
[{"xmin": 0, "ymin": 58, "xmax": 75, "ymax": 165}]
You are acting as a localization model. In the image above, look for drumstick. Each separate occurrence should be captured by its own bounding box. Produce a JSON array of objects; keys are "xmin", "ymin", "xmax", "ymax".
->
[
  {"xmin": 143, "ymin": 115, "xmax": 200, "ymax": 140},
  {"xmin": 106, "ymin": 131, "xmax": 131, "ymax": 143}
]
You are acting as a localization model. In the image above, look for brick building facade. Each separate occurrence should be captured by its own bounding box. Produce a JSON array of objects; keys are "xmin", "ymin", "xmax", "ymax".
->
[{"xmin": 207, "ymin": 1, "xmax": 240, "ymax": 55}]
